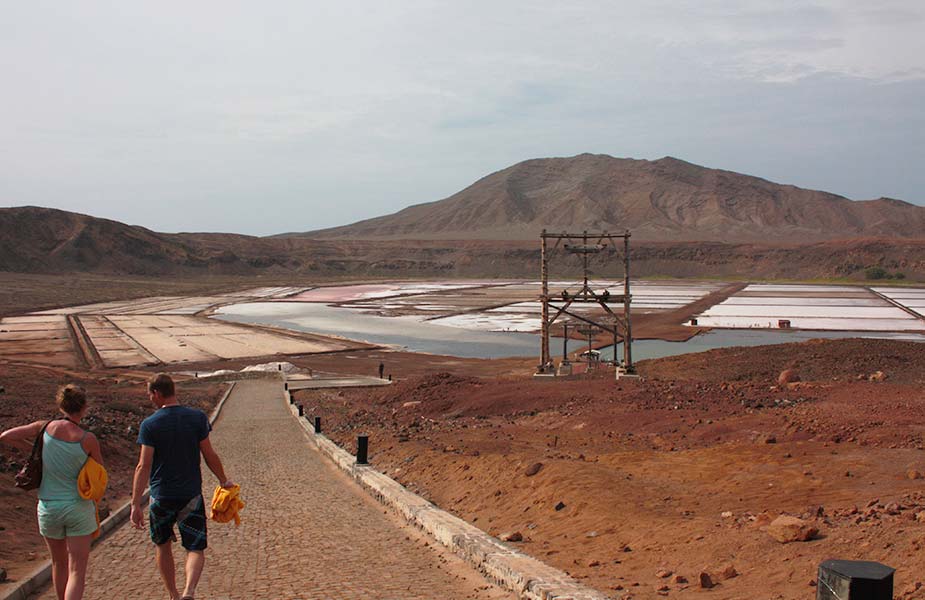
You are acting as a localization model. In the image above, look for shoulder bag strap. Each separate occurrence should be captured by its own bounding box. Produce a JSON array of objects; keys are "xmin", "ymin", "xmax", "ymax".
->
[{"xmin": 29, "ymin": 419, "xmax": 56, "ymax": 460}]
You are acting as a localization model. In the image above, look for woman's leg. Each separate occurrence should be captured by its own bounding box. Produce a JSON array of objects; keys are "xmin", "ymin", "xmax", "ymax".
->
[
  {"xmin": 63, "ymin": 534, "xmax": 92, "ymax": 600},
  {"xmin": 43, "ymin": 537, "xmax": 69, "ymax": 600}
]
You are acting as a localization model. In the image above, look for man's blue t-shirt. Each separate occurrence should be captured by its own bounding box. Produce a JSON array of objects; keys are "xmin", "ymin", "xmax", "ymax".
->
[{"xmin": 137, "ymin": 405, "xmax": 211, "ymax": 501}]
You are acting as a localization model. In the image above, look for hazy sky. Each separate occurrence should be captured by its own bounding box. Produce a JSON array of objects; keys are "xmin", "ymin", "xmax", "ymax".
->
[{"xmin": 1, "ymin": 1, "xmax": 923, "ymax": 235}]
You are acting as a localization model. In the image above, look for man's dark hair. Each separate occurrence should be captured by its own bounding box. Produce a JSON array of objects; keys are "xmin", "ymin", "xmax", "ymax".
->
[{"xmin": 147, "ymin": 373, "xmax": 175, "ymax": 398}]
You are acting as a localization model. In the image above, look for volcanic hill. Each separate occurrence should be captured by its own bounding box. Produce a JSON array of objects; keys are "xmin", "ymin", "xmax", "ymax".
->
[{"xmin": 297, "ymin": 154, "xmax": 925, "ymax": 242}]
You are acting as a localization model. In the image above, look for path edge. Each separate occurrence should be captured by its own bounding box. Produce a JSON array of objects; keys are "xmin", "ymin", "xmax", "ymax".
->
[
  {"xmin": 1, "ymin": 381, "xmax": 237, "ymax": 600},
  {"xmin": 285, "ymin": 389, "xmax": 608, "ymax": 600}
]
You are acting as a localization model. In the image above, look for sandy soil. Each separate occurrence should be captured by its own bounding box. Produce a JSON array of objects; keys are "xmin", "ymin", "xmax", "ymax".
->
[
  {"xmin": 295, "ymin": 338, "xmax": 925, "ymax": 600},
  {"xmin": 0, "ymin": 365, "xmax": 225, "ymax": 584}
]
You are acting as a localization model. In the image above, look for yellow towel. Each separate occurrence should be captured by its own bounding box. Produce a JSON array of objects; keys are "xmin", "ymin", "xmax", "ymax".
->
[
  {"xmin": 210, "ymin": 484, "xmax": 245, "ymax": 526},
  {"xmin": 77, "ymin": 457, "xmax": 108, "ymax": 538}
]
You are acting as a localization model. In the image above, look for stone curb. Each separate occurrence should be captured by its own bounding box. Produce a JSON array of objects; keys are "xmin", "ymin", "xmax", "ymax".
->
[
  {"xmin": 0, "ymin": 381, "xmax": 237, "ymax": 600},
  {"xmin": 286, "ymin": 389, "xmax": 608, "ymax": 600}
]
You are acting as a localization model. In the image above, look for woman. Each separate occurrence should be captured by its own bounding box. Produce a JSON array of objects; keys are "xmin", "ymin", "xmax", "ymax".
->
[{"xmin": 0, "ymin": 384, "xmax": 103, "ymax": 600}]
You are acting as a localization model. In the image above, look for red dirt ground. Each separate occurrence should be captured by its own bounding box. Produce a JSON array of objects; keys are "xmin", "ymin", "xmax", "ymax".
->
[
  {"xmin": 295, "ymin": 338, "xmax": 925, "ymax": 600},
  {"xmin": 0, "ymin": 364, "xmax": 224, "ymax": 584}
]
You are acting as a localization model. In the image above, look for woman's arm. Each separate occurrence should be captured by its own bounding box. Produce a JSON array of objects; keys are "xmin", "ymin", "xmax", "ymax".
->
[
  {"xmin": 0, "ymin": 421, "xmax": 45, "ymax": 453},
  {"xmin": 82, "ymin": 432, "xmax": 104, "ymax": 466}
]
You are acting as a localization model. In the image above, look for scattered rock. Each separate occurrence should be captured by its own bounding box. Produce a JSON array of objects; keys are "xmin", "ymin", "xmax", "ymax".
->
[
  {"xmin": 777, "ymin": 369, "xmax": 800, "ymax": 386},
  {"xmin": 699, "ymin": 572, "xmax": 715, "ymax": 589},
  {"xmin": 588, "ymin": 559, "xmax": 601, "ymax": 567},
  {"xmin": 525, "ymin": 462, "xmax": 543, "ymax": 477},
  {"xmin": 908, "ymin": 470, "xmax": 923, "ymax": 480},
  {"xmin": 672, "ymin": 574, "xmax": 688, "ymax": 584},
  {"xmin": 656, "ymin": 569, "xmax": 673, "ymax": 578},
  {"xmin": 718, "ymin": 564, "xmax": 738, "ymax": 580},
  {"xmin": 766, "ymin": 515, "xmax": 818, "ymax": 543},
  {"xmin": 401, "ymin": 401, "xmax": 421, "ymax": 408},
  {"xmin": 554, "ymin": 501, "xmax": 566, "ymax": 511},
  {"xmin": 721, "ymin": 511, "xmax": 733, "ymax": 518},
  {"xmin": 500, "ymin": 531, "xmax": 523, "ymax": 542},
  {"xmin": 869, "ymin": 371, "xmax": 886, "ymax": 382}
]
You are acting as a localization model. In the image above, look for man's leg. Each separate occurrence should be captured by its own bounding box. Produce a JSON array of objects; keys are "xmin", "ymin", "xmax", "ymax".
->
[
  {"xmin": 155, "ymin": 541, "xmax": 180, "ymax": 600},
  {"xmin": 176, "ymin": 496, "xmax": 208, "ymax": 599},
  {"xmin": 182, "ymin": 550, "xmax": 205, "ymax": 599}
]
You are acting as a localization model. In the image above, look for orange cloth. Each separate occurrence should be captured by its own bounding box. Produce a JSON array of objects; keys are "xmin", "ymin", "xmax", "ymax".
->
[
  {"xmin": 77, "ymin": 457, "xmax": 108, "ymax": 538},
  {"xmin": 210, "ymin": 484, "xmax": 245, "ymax": 526}
]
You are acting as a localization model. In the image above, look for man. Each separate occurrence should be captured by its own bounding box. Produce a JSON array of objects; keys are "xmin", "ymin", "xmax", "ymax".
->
[
  {"xmin": 378, "ymin": 361, "xmax": 384, "ymax": 379},
  {"xmin": 131, "ymin": 374, "xmax": 233, "ymax": 600}
]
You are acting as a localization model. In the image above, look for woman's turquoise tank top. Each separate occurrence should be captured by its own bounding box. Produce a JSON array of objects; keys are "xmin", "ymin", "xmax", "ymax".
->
[{"xmin": 37, "ymin": 431, "xmax": 88, "ymax": 501}]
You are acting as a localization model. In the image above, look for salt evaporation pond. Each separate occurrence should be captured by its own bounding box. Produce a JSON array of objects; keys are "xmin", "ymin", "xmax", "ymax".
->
[
  {"xmin": 599, "ymin": 329, "xmax": 925, "ymax": 362},
  {"xmin": 215, "ymin": 301, "xmax": 925, "ymax": 362},
  {"xmin": 214, "ymin": 301, "xmax": 564, "ymax": 359}
]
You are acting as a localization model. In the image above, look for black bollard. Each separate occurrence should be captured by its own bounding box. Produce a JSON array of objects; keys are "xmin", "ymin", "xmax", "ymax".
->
[
  {"xmin": 288, "ymin": 392, "xmax": 293, "ymax": 404},
  {"xmin": 284, "ymin": 382, "xmax": 288, "ymax": 391},
  {"xmin": 817, "ymin": 560, "xmax": 894, "ymax": 600},
  {"xmin": 314, "ymin": 416, "xmax": 321, "ymax": 433},
  {"xmin": 388, "ymin": 374, "xmax": 392, "ymax": 382},
  {"xmin": 356, "ymin": 435, "xmax": 369, "ymax": 465},
  {"xmin": 298, "ymin": 404, "xmax": 304, "ymax": 417}
]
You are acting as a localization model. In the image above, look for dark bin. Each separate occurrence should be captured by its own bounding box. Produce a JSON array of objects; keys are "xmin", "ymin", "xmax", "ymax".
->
[{"xmin": 817, "ymin": 560, "xmax": 894, "ymax": 600}]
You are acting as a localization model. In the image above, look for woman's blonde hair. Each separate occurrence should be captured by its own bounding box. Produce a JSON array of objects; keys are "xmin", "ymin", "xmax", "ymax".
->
[{"xmin": 56, "ymin": 384, "xmax": 87, "ymax": 415}]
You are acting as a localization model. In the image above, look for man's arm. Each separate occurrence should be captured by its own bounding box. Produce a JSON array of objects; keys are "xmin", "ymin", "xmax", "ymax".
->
[
  {"xmin": 130, "ymin": 445, "xmax": 154, "ymax": 529},
  {"xmin": 200, "ymin": 435, "xmax": 233, "ymax": 488}
]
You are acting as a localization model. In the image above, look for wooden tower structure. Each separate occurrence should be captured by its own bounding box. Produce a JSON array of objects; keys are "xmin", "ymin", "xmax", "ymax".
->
[{"xmin": 537, "ymin": 230, "xmax": 633, "ymax": 374}]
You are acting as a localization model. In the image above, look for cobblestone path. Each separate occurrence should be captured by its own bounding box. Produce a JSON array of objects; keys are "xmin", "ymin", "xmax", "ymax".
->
[{"xmin": 34, "ymin": 380, "xmax": 512, "ymax": 599}]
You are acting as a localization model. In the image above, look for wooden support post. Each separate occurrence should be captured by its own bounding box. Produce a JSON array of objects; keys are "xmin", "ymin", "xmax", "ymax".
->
[
  {"xmin": 540, "ymin": 230, "xmax": 550, "ymax": 371},
  {"xmin": 623, "ymin": 231, "xmax": 633, "ymax": 371}
]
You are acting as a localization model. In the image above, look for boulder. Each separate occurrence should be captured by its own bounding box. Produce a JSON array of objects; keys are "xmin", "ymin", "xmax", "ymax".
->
[
  {"xmin": 699, "ymin": 572, "xmax": 715, "ymax": 589},
  {"xmin": 656, "ymin": 569, "xmax": 673, "ymax": 578},
  {"xmin": 524, "ymin": 462, "xmax": 544, "ymax": 477},
  {"xmin": 766, "ymin": 515, "xmax": 818, "ymax": 543},
  {"xmin": 777, "ymin": 369, "xmax": 800, "ymax": 386},
  {"xmin": 718, "ymin": 564, "xmax": 738, "ymax": 580},
  {"xmin": 500, "ymin": 531, "xmax": 523, "ymax": 542}
]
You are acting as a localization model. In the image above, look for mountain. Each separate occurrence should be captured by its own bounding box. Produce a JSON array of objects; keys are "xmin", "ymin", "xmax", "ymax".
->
[
  {"xmin": 2, "ymin": 206, "xmax": 925, "ymax": 281},
  {"xmin": 297, "ymin": 154, "xmax": 925, "ymax": 242}
]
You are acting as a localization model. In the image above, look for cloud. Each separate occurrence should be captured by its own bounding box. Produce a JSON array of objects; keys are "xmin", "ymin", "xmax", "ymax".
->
[{"xmin": 0, "ymin": 1, "xmax": 922, "ymax": 234}]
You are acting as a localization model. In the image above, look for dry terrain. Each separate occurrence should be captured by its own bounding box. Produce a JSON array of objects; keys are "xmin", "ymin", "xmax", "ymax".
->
[
  {"xmin": 296, "ymin": 338, "xmax": 925, "ymax": 600},
  {"xmin": 3, "ymin": 275, "xmax": 925, "ymax": 600}
]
